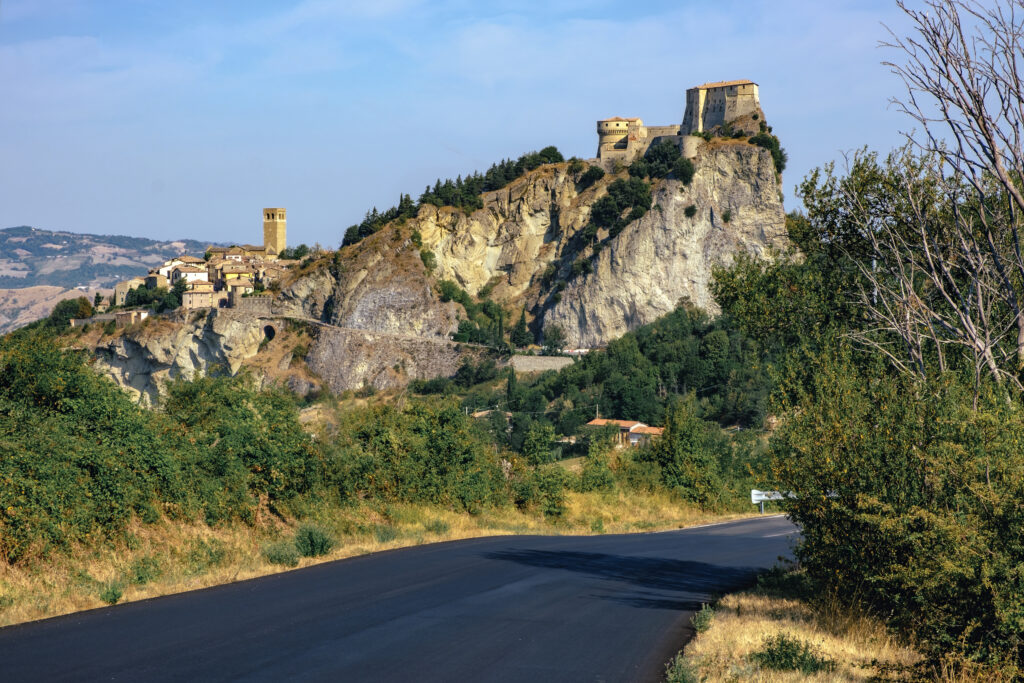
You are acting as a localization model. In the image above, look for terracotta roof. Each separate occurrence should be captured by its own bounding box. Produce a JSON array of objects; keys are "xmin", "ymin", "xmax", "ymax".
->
[
  {"xmin": 634, "ymin": 426, "xmax": 664, "ymax": 436},
  {"xmin": 599, "ymin": 117, "xmax": 642, "ymax": 122},
  {"xmin": 176, "ymin": 255, "xmax": 206, "ymax": 263},
  {"xmin": 692, "ymin": 79, "xmax": 756, "ymax": 90},
  {"xmin": 587, "ymin": 418, "xmax": 644, "ymax": 430},
  {"xmin": 172, "ymin": 266, "xmax": 206, "ymax": 273}
]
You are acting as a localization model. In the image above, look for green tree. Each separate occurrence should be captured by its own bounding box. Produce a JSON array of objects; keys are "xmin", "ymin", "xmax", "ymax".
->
[
  {"xmin": 510, "ymin": 309, "xmax": 533, "ymax": 347},
  {"xmin": 47, "ymin": 297, "xmax": 92, "ymax": 329},
  {"xmin": 640, "ymin": 397, "xmax": 725, "ymax": 507},
  {"xmin": 521, "ymin": 423, "xmax": 556, "ymax": 465},
  {"xmin": 542, "ymin": 324, "xmax": 566, "ymax": 356}
]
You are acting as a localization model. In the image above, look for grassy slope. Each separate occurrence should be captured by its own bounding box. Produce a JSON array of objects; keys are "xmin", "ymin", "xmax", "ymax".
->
[{"xmin": 665, "ymin": 567, "xmax": 923, "ymax": 682}]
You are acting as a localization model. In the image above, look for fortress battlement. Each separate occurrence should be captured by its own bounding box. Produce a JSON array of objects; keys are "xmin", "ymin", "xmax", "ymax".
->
[{"xmin": 596, "ymin": 79, "xmax": 761, "ymax": 165}]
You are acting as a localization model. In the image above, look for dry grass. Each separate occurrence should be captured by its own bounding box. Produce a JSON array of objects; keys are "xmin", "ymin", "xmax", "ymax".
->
[
  {"xmin": 676, "ymin": 574, "xmax": 922, "ymax": 682},
  {"xmin": 0, "ymin": 493, "xmax": 756, "ymax": 628}
]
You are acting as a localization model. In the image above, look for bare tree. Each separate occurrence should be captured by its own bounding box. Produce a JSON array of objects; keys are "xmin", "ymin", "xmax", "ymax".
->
[{"xmin": 845, "ymin": 0, "xmax": 1024, "ymax": 387}]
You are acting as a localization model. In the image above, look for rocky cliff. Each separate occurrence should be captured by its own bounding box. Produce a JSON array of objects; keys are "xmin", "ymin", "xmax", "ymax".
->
[
  {"xmin": 417, "ymin": 140, "xmax": 786, "ymax": 347},
  {"xmin": 81, "ymin": 137, "xmax": 786, "ymax": 401},
  {"xmin": 545, "ymin": 143, "xmax": 786, "ymax": 346}
]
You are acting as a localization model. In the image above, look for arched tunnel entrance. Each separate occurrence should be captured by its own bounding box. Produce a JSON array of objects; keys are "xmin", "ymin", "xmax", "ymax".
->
[{"xmin": 263, "ymin": 324, "xmax": 277, "ymax": 342}]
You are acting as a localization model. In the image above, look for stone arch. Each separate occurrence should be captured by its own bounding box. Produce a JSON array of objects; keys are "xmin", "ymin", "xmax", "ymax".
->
[{"xmin": 263, "ymin": 324, "xmax": 277, "ymax": 342}]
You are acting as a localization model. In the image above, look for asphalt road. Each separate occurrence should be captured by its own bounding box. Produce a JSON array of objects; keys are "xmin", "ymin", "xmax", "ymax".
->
[{"xmin": 0, "ymin": 515, "xmax": 797, "ymax": 682}]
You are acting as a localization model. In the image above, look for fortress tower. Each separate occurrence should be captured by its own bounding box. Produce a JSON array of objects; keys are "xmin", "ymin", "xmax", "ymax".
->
[
  {"xmin": 682, "ymin": 80, "xmax": 760, "ymax": 134},
  {"xmin": 596, "ymin": 117, "xmax": 642, "ymax": 158},
  {"xmin": 262, "ymin": 208, "xmax": 286, "ymax": 256}
]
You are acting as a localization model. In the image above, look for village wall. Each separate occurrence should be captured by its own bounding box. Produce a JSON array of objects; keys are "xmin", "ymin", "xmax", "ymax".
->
[{"xmin": 231, "ymin": 294, "xmax": 273, "ymax": 315}]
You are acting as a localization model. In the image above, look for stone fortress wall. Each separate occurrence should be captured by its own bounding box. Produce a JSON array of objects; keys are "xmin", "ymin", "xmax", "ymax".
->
[{"xmin": 596, "ymin": 79, "xmax": 760, "ymax": 166}]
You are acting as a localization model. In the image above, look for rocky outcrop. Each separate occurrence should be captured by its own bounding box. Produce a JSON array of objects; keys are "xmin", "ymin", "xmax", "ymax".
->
[
  {"xmin": 418, "ymin": 141, "xmax": 786, "ymax": 347},
  {"xmin": 83, "ymin": 138, "xmax": 787, "ymax": 400},
  {"xmin": 545, "ymin": 144, "xmax": 787, "ymax": 347},
  {"xmin": 90, "ymin": 310, "xmax": 270, "ymax": 405},
  {"xmin": 305, "ymin": 325, "xmax": 473, "ymax": 393}
]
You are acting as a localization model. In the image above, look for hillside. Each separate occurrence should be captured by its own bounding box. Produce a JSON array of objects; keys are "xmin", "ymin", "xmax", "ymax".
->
[
  {"xmin": 75, "ymin": 138, "xmax": 787, "ymax": 402},
  {"xmin": 0, "ymin": 226, "xmax": 214, "ymax": 333}
]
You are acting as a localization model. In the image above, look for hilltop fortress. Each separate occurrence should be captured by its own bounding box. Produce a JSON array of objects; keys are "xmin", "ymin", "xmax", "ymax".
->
[{"xmin": 596, "ymin": 79, "xmax": 761, "ymax": 164}]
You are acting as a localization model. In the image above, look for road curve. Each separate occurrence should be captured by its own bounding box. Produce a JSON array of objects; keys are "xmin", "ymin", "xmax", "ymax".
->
[{"xmin": 0, "ymin": 515, "xmax": 797, "ymax": 682}]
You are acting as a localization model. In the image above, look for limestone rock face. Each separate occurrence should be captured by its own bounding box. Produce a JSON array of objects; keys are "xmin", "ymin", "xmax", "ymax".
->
[
  {"xmin": 274, "ymin": 266, "xmax": 334, "ymax": 320},
  {"xmin": 545, "ymin": 144, "xmax": 787, "ymax": 347},
  {"xmin": 418, "ymin": 165, "xmax": 591, "ymax": 301},
  {"xmin": 91, "ymin": 311, "xmax": 267, "ymax": 405},
  {"xmin": 305, "ymin": 326, "xmax": 471, "ymax": 394},
  {"xmin": 418, "ymin": 142, "xmax": 786, "ymax": 348}
]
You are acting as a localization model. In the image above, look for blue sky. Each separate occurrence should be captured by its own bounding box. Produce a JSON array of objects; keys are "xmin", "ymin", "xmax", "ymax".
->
[{"xmin": 0, "ymin": 0, "xmax": 914, "ymax": 247}]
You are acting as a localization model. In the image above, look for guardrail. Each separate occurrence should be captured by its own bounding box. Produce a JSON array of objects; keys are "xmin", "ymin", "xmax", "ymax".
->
[{"xmin": 751, "ymin": 489, "xmax": 790, "ymax": 514}]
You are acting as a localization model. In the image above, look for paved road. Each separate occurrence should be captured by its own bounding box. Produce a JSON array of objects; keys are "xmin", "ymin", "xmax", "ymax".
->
[{"xmin": 0, "ymin": 515, "xmax": 797, "ymax": 682}]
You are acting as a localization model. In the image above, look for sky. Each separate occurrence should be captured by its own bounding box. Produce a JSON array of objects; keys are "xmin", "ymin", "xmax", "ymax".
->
[{"xmin": 0, "ymin": 0, "xmax": 917, "ymax": 248}]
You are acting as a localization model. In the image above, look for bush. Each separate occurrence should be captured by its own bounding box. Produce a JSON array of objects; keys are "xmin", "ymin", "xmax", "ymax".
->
[
  {"xmin": 722, "ymin": 209, "xmax": 732, "ymax": 223},
  {"xmin": 580, "ymin": 452, "xmax": 615, "ymax": 492},
  {"xmin": 186, "ymin": 539, "xmax": 227, "ymax": 575},
  {"xmin": 770, "ymin": 354, "xmax": 1024, "ymax": 668},
  {"xmin": 664, "ymin": 653, "xmax": 699, "ymax": 683},
  {"xmin": 691, "ymin": 603, "xmax": 714, "ymax": 633},
  {"xmin": 263, "ymin": 540, "xmax": 300, "ymax": 567},
  {"xmin": 99, "ymin": 582, "xmax": 123, "ymax": 606},
  {"xmin": 577, "ymin": 166, "xmax": 605, "ymax": 189},
  {"xmin": 420, "ymin": 249, "xmax": 436, "ymax": 273},
  {"xmin": 294, "ymin": 525, "xmax": 335, "ymax": 557},
  {"xmin": 684, "ymin": 204, "xmax": 697, "ymax": 218},
  {"xmin": 749, "ymin": 634, "xmax": 834, "ymax": 674},
  {"xmin": 673, "ymin": 157, "xmax": 695, "ymax": 185},
  {"xmin": 373, "ymin": 525, "xmax": 398, "ymax": 543},
  {"xmin": 127, "ymin": 556, "xmax": 162, "ymax": 585},
  {"xmin": 749, "ymin": 132, "xmax": 787, "ymax": 174},
  {"xmin": 424, "ymin": 519, "xmax": 450, "ymax": 535}
]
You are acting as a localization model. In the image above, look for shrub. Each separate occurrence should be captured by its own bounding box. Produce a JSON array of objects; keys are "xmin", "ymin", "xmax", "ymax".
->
[
  {"xmin": 722, "ymin": 209, "xmax": 732, "ymax": 223},
  {"xmin": 684, "ymin": 204, "xmax": 697, "ymax": 218},
  {"xmin": 770, "ymin": 357, "xmax": 1024, "ymax": 668},
  {"xmin": 567, "ymin": 158, "xmax": 585, "ymax": 176},
  {"xmin": 580, "ymin": 452, "xmax": 615, "ymax": 492},
  {"xmin": 571, "ymin": 258, "xmax": 592, "ymax": 278},
  {"xmin": 420, "ymin": 249, "xmax": 436, "ymax": 273},
  {"xmin": 99, "ymin": 582, "xmax": 123, "ymax": 606},
  {"xmin": 749, "ymin": 634, "xmax": 834, "ymax": 674},
  {"xmin": 424, "ymin": 519, "xmax": 450, "ymax": 535},
  {"xmin": 410, "ymin": 230, "xmax": 422, "ymax": 248},
  {"xmin": 577, "ymin": 166, "xmax": 605, "ymax": 189},
  {"xmin": 691, "ymin": 603, "xmax": 714, "ymax": 633},
  {"xmin": 127, "ymin": 556, "xmax": 162, "ymax": 586},
  {"xmin": 673, "ymin": 157, "xmax": 695, "ymax": 185},
  {"xmin": 664, "ymin": 653, "xmax": 699, "ymax": 683},
  {"xmin": 373, "ymin": 525, "xmax": 398, "ymax": 543},
  {"xmin": 186, "ymin": 539, "xmax": 227, "ymax": 575},
  {"xmin": 295, "ymin": 525, "xmax": 335, "ymax": 557},
  {"xmin": 263, "ymin": 540, "xmax": 300, "ymax": 567},
  {"xmin": 749, "ymin": 132, "xmax": 787, "ymax": 173}
]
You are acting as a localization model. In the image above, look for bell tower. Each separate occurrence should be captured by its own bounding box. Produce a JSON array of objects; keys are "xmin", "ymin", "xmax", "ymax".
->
[{"xmin": 262, "ymin": 208, "xmax": 287, "ymax": 255}]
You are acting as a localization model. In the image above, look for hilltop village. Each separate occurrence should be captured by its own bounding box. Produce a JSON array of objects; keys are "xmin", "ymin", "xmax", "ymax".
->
[{"xmin": 73, "ymin": 208, "xmax": 298, "ymax": 328}]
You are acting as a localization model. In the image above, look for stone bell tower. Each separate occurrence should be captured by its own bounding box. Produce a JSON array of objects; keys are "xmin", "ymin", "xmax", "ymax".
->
[{"xmin": 262, "ymin": 208, "xmax": 287, "ymax": 255}]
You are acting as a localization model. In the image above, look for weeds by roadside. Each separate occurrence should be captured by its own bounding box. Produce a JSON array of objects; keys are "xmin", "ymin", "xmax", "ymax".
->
[{"xmin": 663, "ymin": 565, "xmax": 921, "ymax": 682}]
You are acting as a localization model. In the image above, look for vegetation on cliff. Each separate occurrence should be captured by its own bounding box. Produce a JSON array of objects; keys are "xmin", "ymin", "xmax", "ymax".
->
[{"xmin": 343, "ymin": 146, "xmax": 566, "ymax": 246}]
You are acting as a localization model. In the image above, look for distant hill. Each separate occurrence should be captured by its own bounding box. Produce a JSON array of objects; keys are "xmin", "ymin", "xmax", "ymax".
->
[
  {"xmin": 0, "ymin": 226, "xmax": 217, "ymax": 333},
  {"xmin": 0, "ymin": 226, "xmax": 212, "ymax": 289}
]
